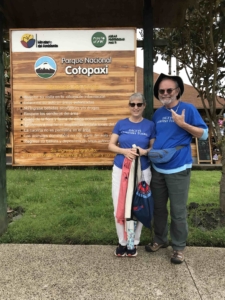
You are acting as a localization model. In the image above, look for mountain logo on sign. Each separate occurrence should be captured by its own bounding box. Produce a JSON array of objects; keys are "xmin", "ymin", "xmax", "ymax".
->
[
  {"xmin": 34, "ymin": 56, "xmax": 57, "ymax": 79},
  {"xmin": 21, "ymin": 33, "xmax": 35, "ymax": 48}
]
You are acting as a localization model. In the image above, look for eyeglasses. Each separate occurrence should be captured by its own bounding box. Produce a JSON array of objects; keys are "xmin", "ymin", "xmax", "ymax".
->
[
  {"xmin": 158, "ymin": 87, "xmax": 178, "ymax": 95},
  {"xmin": 129, "ymin": 103, "xmax": 144, "ymax": 107}
]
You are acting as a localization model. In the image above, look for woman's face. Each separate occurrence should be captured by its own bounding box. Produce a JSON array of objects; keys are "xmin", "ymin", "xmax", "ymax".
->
[{"xmin": 129, "ymin": 97, "xmax": 145, "ymax": 118}]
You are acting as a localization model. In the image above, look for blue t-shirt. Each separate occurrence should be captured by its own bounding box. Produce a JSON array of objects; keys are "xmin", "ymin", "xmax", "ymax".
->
[
  {"xmin": 112, "ymin": 118, "xmax": 156, "ymax": 170},
  {"xmin": 152, "ymin": 101, "xmax": 208, "ymax": 173}
]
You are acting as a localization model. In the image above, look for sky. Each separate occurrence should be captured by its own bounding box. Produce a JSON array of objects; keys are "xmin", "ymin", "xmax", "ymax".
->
[{"xmin": 136, "ymin": 47, "xmax": 192, "ymax": 86}]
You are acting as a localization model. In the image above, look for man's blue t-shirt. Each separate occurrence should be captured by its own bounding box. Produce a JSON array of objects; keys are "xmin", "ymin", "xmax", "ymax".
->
[
  {"xmin": 112, "ymin": 118, "xmax": 156, "ymax": 170},
  {"xmin": 152, "ymin": 101, "xmax": 208, "ymax": 173}
]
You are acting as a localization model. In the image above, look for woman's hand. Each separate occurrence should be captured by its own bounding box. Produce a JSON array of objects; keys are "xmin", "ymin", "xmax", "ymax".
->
[
  {"xmin": 124, "ymin": 148, "xmax": 139, "ymax": 160},
  {"xmin": 137, "ymin": 147, "xmax": 148, "ymax": 156}
]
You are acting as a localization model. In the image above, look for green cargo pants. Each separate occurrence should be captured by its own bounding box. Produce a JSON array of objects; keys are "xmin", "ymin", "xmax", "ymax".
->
[{"xmin": 150, "ymin": 167, "xmax": 191, "ymax": 251}]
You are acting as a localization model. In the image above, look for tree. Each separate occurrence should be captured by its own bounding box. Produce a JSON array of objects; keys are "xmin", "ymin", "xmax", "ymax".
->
[
  {"xmin": 3, "ymin": 52, "xmax": 11, "ymax": 142},
  {"xmin": 152, "ymin": 0, "xmax": 225, "ymax": 211},
  {"xmin": 2, "ymin": 30, "xmax": 11, "ymax": 143}
]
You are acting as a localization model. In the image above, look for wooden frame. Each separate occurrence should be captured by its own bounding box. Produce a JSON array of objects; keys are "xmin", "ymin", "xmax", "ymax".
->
[{"xmin": 196, "ymin": 137, "xmax": 212, "ymax": 164}]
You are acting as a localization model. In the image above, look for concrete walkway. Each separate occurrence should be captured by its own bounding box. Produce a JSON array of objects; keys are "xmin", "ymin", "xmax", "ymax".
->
[{"xmin": 0, "ymin": 245, "xmax": 224, "ymax": 300}]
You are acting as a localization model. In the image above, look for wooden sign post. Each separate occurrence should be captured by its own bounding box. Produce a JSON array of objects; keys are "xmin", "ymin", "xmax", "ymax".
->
[
  {"xmin": 11, "ymin": 29, "xmax": 136, "ymax": 166},
  {"xmin": 196, "ymin": 137, "xmax": 212, "ymax": 164}
]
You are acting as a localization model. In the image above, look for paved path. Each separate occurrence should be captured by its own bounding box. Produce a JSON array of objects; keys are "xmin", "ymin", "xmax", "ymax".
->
[{"xmin": 0, "ymin": 245, "xmax": 224, "ymax": 300}]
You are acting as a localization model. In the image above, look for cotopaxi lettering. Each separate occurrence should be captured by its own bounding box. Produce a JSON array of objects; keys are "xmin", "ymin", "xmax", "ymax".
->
[{"xmin": 65, "ymin": 65, "xmax": 108, "ymax": 76}]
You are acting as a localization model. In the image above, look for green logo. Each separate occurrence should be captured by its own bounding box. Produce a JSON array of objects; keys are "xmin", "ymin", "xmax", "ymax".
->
[{"xmin": 92, "ymin": 32, "xmax": 107, "ymax": 48}]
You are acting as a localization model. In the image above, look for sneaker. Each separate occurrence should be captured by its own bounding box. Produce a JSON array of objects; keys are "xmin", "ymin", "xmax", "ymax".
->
[
  {"xmin": 126, "ymin": 246, "xmax": 137, "ymax": 257},
  {"xmin": 114, "ymin": 244, "xmax": 127, "ymax": 257},
  {"xmin": 171, "ymin": 250, "xmax": 184, "ymax": 264},
  {"xmin": 145, "ymin": 242, "xmax": 169, "ymax": 252}
]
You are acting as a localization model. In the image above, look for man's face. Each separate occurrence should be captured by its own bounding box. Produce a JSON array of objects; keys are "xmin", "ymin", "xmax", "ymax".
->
[{"xmin": 158, "ymin": 79, "xmax": 180, "ymax": 106}]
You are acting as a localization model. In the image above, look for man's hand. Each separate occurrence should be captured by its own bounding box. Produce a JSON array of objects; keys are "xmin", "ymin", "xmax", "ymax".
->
[{"xmin": 171, "ymin": 109, "xmax": 185, "ymax": 127}]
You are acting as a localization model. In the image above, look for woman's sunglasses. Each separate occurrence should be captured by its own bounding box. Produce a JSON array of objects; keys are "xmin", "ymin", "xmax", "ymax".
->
[
  {"xmin": 129, "ymin": 103, "xmax": 144, "ymax": 107},
  {"xmin": 158, "ymin": 87, "xmax": 178, "ymax": 95}
]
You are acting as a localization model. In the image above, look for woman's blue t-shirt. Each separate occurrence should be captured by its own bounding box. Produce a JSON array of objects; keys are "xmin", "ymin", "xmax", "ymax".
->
[{"xmin": 112, "ymin": 118, "xmax": 155, "ymax": 170}]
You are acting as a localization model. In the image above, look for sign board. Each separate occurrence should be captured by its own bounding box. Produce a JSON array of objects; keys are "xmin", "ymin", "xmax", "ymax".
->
[
  {"xmin": 11, "ymin": 29, "xmax": 136, "ymax": 166},
  {"xmin": 196, "ymin": 137, "xmax": 212, "ymax": 164}
]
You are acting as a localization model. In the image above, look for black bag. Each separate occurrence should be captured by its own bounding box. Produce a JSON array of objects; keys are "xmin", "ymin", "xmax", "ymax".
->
[
  {"xmin": 130, "ymin": 148, "xmax": 154, "ymax": 228},
  {"xmin": 132, "ymin": 181, "xmax": 154, "ymax": 228}
]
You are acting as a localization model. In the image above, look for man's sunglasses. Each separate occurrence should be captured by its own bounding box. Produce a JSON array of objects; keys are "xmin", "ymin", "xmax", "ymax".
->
[
  {"xmin": 129, "ymin": 103, "xmax": 144, "ymax": 107},
  {"xmin": 158, "ymin": 87, "xmax": 178, "ymax": 95}
]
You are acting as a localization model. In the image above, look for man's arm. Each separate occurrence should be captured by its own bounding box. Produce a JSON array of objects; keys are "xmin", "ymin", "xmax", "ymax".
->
[{"xmin": 171, "ymin": 109, "xmax": 208, "ymax": 140}]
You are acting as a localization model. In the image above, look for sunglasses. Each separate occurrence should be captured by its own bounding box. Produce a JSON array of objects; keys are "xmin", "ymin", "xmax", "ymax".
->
[
  {"xmin": 129, "ymin": 103, "xmax": 144, "ymax": 107},
  {"xmin": 158, "ymin": 87, "xmax": 178, "ymax": 95}
]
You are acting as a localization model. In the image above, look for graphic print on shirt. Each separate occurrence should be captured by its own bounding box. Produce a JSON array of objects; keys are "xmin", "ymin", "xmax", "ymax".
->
[
  {"xmin": 157, "ymin": 116, "xmax": 175, "ymax": 124},
  {"xmin": 121, "ymin": 129, "xmax": 149, "ymax": 136}
]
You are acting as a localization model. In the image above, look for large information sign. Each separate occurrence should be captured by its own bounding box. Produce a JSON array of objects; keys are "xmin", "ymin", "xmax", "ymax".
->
[{"xmin": 11, "ymin": 29, "xmax": 136, "ymax": 166}]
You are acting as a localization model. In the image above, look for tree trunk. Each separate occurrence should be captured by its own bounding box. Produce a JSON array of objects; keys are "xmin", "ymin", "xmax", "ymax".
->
[
  {"xmin": 0, "ymin": 5, "xmax": 8, "ymax": 235},
  {"xmin": 220, "ymin": 144, "xmax": 225, "ymax": 212}
]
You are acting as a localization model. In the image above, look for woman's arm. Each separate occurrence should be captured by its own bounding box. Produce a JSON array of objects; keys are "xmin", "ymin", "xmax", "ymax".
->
[
  {"xmin": 137, "ymin": 138, "xmax": 155, "ymax": 156},
  {"xmin": 108, "ymin": 133, "xmax": 138, "ymax": 160}
]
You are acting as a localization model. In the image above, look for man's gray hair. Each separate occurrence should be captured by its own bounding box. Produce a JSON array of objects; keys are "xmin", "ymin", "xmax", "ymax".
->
[{"xmin": 129, "ymin": 93, "xmax": 146, "ymax": 104}]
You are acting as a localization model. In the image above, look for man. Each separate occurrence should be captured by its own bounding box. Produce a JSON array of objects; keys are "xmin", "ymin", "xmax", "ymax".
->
[{"xmin": 145, "ymin": 73, "xmax": 208, "ymax": 264}]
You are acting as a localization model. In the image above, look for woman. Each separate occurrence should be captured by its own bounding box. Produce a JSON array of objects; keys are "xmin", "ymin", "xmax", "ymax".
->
[{"xmin": 108, "ymin": 92, "xmax": 155, "ymax": 257}]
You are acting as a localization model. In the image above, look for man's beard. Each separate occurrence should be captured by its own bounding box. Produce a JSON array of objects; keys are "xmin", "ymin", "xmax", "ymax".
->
[{"xmin": 159, "ymin": 95, "xmax": 177, "ymax": 106}]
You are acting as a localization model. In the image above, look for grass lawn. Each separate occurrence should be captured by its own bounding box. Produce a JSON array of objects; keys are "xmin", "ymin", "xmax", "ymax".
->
[{"xmin": 0, "ymin": 168, "xmax": 224, "ymax": 247}]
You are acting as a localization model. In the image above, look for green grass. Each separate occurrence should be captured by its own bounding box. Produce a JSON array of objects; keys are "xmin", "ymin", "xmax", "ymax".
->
[{"xmin": 0, "ymin": 169, "xmax": 224, "ymax": 247}]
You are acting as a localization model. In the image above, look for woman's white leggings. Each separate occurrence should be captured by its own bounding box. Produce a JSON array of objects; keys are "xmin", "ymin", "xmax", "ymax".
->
[{"xmin": 112, "ymin": 165, "xmax": 152, "ymax": 246}]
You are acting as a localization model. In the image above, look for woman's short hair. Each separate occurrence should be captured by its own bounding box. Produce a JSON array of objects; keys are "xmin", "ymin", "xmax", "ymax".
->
[{"xmin": 129, "ymin": 93, "xmax": 146, "ymax": 104}]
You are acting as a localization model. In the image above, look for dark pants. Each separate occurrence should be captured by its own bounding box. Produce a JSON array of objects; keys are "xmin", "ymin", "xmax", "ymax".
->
[{"xmin": 150, "ymin": 168, "xmax": 191, "ymax": 251}]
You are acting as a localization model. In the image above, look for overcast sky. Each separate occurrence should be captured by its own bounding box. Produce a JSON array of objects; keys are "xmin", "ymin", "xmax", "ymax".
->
[
  {"xmin": 135, "ymin": 28, "xmax": 192, "ymax": 86},
  {"xmin": 136, "ymin": 48, "xmax": 191, "ymax": 85}
]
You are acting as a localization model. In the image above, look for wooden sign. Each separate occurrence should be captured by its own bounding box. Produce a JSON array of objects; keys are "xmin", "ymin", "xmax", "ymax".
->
[
  {"xmin": 196, "ymin": 137, "xmax": 212, "ymax": 164},
  {"xmin": 11, "ymin": 29, "xmax": 136, "ymax": 166}
]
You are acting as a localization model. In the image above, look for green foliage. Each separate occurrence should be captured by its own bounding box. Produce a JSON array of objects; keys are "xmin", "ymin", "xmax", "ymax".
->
[
  {"xmin": 4, "ymin": 51, "xmax": 11, "ymax": 141},
  {"xmin": 0, "ymin": 169, "xmax": 224, "ymax": 247},
  {"xmin": 5, "ymin": 90, "xmax": 11, "ymax": 142},
  {"xmin": 153, "ymin": 0, "xmax": 225, "ymax": 211},
  {"xmin": 154, "ymin": 0, "xmax": 225, "ymax": 143}
]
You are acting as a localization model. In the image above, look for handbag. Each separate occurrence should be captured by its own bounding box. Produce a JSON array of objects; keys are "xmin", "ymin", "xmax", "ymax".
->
[
  {"xmin": 125, "ymin": 147, "xmax": 141, "ymax": 250},
  {"xmin": 132, "ymin": 181, "xmax": 154, "ymax": 229}
]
